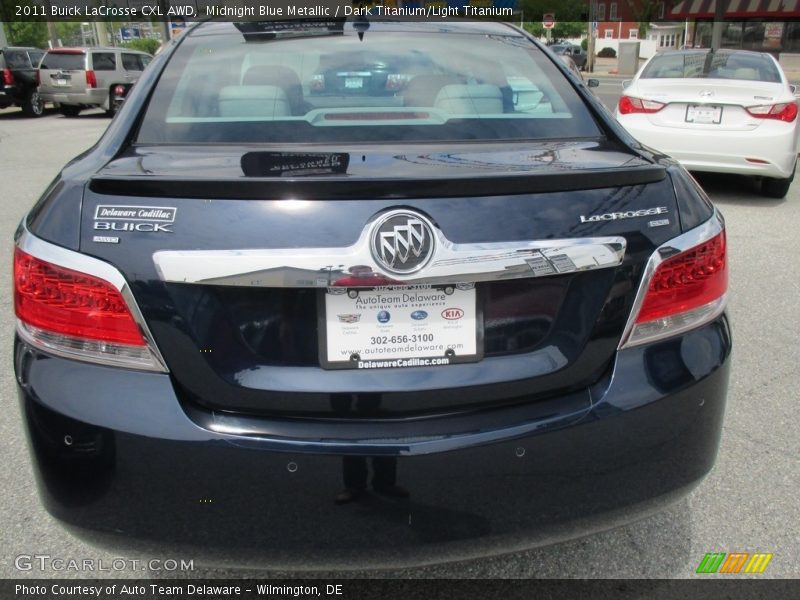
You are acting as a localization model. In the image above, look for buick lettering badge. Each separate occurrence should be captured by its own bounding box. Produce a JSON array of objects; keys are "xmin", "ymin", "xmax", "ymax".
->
[{"xmin": 371, "ymin": 211, "xmax": 435, "ymax": 275}]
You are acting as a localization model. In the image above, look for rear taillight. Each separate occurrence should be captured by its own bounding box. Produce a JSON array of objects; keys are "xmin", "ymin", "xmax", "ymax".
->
[
  {"xmin": 15, "ymin": 248, "xmax": 144, "ymax": 346},
  {"xmin": 2, "ymin": 68, "xmax": 13, "ymax": 85},
  {"xmin": 621, "ymin": 215, "xmax": 727, "ymax": 348},
  {"xmin": 14, "ymin": 238, "xmax": 166, "ymax": 372},
  {"xmin": 618, "ymin": 95, "xmax": 666, "ymax": 115},
  {"xmin": 385, "ymin": 74, "xmax": 411, "ymax": 91},
  {"xmin": 636, "ymin": 231, "xmax": 726, "ymax": 322},
  {"xmin": 85, "ymin": 69, "xmax": 97, "ymax": 88},
  {"xmin": 35, "ymin": 69, "xmax": 40, "ymax": 85},
  {"xmin": 746, "ymin": 102, "xmax": 798, "ymax": 122}
]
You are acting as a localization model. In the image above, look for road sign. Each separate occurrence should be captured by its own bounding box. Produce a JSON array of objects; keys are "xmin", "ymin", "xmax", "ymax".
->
[{"xmin": 543, "ymin": 13, "xmax": 556, "ymax": 29}]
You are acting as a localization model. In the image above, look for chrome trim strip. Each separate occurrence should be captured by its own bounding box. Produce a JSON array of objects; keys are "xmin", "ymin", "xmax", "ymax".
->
[
  {"xmin": 153, "ymin": 213, "xmax": 627, "ymax": 288},
  {"xmin": 617, "ymin": 210, "xmax": 726, "ymax": 350},
  {"xmin": 15, "ymin": 226, "xmax": 169, "ymax": 373},
  {"xmin": 18, "ymin": 228, "xmax": 128, "ymax": 290}
]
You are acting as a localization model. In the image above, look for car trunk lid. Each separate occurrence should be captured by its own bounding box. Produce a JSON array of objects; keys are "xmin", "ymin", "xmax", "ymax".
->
[
  {"xmin": 631, "ymin": 79, "xmax": 788, "ymax": 131},
  {"xmin": 39, "ymin": 50, "xmax": 87, "ymax": 95},
  {"xmin": 78, "ymin": 142, "xmax": 679, "ymax": 418}
]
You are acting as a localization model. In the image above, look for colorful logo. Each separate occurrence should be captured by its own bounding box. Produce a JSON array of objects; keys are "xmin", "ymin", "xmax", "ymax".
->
[
  {"xmin": 377, "ymin": 311, "xmax": 391, "ymax": 323},
  {"xmin": 441, "ymin": 308, "xmax": 464, "ymax": 320},
  {"xmin": 410, "ymin": 310, "xmax": 428, "ymax": 321},
  {"xmin": 696, "ymin": 552, "xmax": 773, "ymax": 574}
]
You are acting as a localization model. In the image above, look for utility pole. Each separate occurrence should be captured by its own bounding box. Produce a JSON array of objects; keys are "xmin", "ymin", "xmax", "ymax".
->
[
  {"xmin": 710, "ymin": 0, "xmax": 726, "ymax": 50},
  {"xmin": 41, "ymin": 0, "xmax": 59, "ymax": 47},
  {"xmin": 159, "ymin": 0, "xmax": 172, "ymax": 46},
  {"xmin": 95, "ymin": 21, "xmax": 109, "ymax": 46},
  {"xmin": 587, "ymin": 0, "xmax": 596, "ymax": 73},
  {"xmin": 46, "ymin": 21, "xmax": 58, "ymax": 47}
]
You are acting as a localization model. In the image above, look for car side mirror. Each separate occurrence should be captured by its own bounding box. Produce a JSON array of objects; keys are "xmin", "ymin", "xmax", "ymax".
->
[
  {"xmin": 622, "ymin": 79, "xmax": 632, "ymax": 89},
  {"xmin": 587, "ymin": 79, "xmax": 600, "ymax": 88},
  {"xmin": 790, "ymin": 84, "xmax": 799, "ymax": 96}
]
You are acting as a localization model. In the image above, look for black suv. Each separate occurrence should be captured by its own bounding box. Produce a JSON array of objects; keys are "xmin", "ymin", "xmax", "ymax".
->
[{"xmin": 0, "ymin": 47, "xmax": 45, "ymax": 117}]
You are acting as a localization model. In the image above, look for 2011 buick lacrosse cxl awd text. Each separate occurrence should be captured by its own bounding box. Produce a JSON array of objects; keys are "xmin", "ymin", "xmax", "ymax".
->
[{"xmin": 13, "ymin": 19, "xmax": 730, "ymax": 569}]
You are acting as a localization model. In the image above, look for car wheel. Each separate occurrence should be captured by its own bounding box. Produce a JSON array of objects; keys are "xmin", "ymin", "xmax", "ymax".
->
[
  {"xmin": 105, "ymin": 86, "xmax": 120, "ymax": 117},
  {"xmin": 59, "ymin": 105, "xmax": 82, "ymax": 118},
  {"xmin": 761, "ymin": 163, "xmax": 796, "ymax": 198},
  {"xmin": 21, "ymin": 90, "xmax": 45, "ymax": 117}
]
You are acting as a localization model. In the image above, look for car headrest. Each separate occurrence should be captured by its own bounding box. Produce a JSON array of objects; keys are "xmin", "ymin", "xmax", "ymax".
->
[
  {"xmin": 433, "ymin": 84, "xmax": 504, "ymax": 114},
  {"xmin": 218, "ymin": 85, "xmax": 292, "ymax": 118},
  {"xmin": 734, "ymin": 67, "xmax": 759, "ymax": 80},
  {"xmin": 403, "ymin": 74, "xmax": 465, "ymax": 107},
  {"xmin": 242, "ymin": 65, "xmax": 305, "ymax": 114}
]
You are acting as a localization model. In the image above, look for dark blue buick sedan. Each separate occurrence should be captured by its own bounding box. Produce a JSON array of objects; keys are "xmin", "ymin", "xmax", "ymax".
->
[{"xmin": 14, "ymin": 19, "xmax": 730, "ymax": 568}]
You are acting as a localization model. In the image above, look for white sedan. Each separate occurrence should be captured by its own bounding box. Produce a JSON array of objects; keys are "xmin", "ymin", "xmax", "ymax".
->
[{"xmin": 615, "ymin": 49, "xmax": 799, "ymax": 198}]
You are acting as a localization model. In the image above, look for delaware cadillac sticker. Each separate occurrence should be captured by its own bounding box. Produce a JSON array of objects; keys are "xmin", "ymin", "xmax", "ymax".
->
[
  {"xmin": 93, "ymin": 205, "xmax": 177, "ymax": 236},
  {"xmin": 94, "ymin": 206, "xmax": 176, "ymax": 222}
]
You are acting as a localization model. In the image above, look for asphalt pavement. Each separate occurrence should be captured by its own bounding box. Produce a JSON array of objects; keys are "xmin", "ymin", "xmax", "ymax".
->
[{"xmin": 0, "ymin": 103, "xmax": 797, "ymax": 579}]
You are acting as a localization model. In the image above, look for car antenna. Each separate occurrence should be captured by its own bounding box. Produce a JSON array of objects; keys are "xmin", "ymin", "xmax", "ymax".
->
[
  {"xmin": 703, "ymin": 46, "xmax": 715, "ymax": 76},
  {"xmin": 353, "ymin": 5, "xmax": 370, "ymax": 41}
]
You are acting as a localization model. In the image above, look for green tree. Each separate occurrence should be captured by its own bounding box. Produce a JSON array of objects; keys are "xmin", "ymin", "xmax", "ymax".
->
[
  {"xmin": 122, "ymin": 37, "xmax": 160, "ymax": 55},
  {"xmin": 519, "ymin": 0, "xmax": 589, "ymax": 40},
  {"xmin": 4, "ymin": 21, "xmax": 81, "ymax": 49},
  {"xmin": 55, "ymin": 22, "xmax": 82, "ymax": 46},
  {"xmin": 6, "ymin": 22, "xmax": 47, "ymax": 48},
  {"xmin": 524, "ymin": 21, "xmax": 587, "ymax": 40},
  {"xmin": 518, "ymin": 0, "xmax": 588, "ymax": 22}
]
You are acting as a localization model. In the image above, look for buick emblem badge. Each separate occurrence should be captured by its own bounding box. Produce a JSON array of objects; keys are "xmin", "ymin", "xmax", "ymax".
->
[{"xmin": 371, "ymin": 210, "xmax": 435, "ymax": 275}]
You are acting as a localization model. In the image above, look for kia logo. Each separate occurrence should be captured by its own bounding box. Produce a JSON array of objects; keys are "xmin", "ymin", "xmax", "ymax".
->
[{"xmin": 441, "ymin": 308, "xmax": 464, "ymax": 320}]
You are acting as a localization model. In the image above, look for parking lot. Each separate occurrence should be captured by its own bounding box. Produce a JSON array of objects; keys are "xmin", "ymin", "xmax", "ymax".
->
[{"xmin": 0, "ymin": 101, "xmax": 798, "ymax": 579}]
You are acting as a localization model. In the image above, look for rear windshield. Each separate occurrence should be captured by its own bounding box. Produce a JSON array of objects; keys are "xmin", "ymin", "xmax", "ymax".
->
[
  {"xmin": 40, "ymin": 52, "xmax": 86, "ymax": 71},
  {"xmin": 137, "ymin": 22, "xmax": 601, "ymax": 144},
  {"xmin": 3, "ymin": 50, "xmax": 31, "ymax": 69},
  {"xmin": 640, "ymin": 51, "xmax": 781, "ymax": 82}
]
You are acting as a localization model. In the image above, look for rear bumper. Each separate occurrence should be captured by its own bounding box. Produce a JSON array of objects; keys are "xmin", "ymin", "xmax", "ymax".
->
[
  {"xmin": 619, "ymin": 115, "xmax": 798, "ymax": 179},
  {"xmin": 38, "ymin": 88, "xmax": 107, "ymax": 107},
  {"xmin": 0, "ymin": 88, "xmax": 20, "ymax": 105},
  {"xmin": 15, "ymin": 316, "xmax": 731, "ymax": 569}
]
